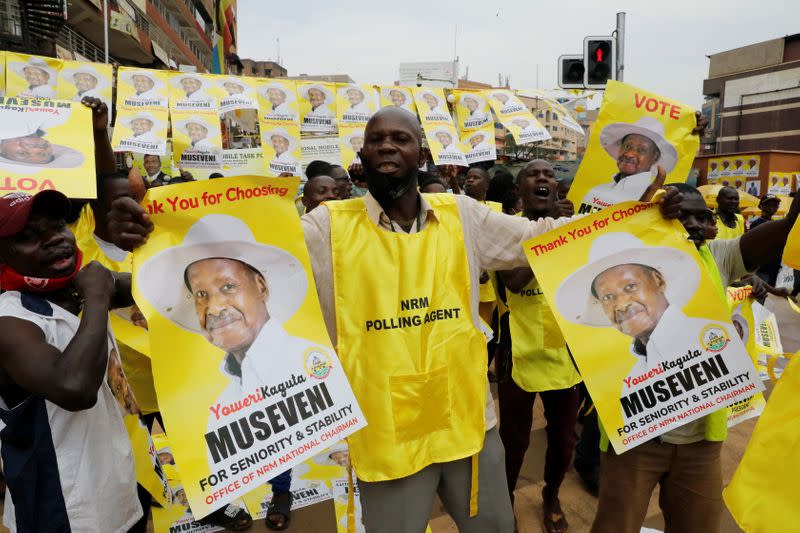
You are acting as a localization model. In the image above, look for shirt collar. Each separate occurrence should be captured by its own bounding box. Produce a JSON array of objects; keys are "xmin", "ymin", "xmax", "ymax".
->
[
  {"xmin": 220, "ymin": 319, "xmax": 286, "ymax": 381},
  {"xmin": 630, "ymin": 304, "xmax": 682, "ymax": 361},
  {"xmin": 363, "ymin": 191, "xmax": 438, "ymax": 234}
]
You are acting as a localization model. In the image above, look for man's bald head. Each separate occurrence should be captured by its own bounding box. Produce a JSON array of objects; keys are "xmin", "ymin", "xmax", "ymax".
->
[{"xmin": 366, "ymin": 107, "xmax": 423, "ymax": 144}]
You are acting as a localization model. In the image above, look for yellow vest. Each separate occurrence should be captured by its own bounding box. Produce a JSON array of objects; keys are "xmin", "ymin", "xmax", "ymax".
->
[
  {"xmin": 715, "ymin": 213, "xmax": 745, "ymax": 240},
  {"xmin": 506, "ymin": 276, "xmax": 582, "ymax": 392},
  {"xmin": 478, "ymin": 201, "xmax": 503, "ymax": 303},
  {"xmin": 72, "ymin": 205, "xmax": 159, "ymax": 414},
  {"xmin": 329, "ymin": 194, "xmax": 488, "ymax": 482}
]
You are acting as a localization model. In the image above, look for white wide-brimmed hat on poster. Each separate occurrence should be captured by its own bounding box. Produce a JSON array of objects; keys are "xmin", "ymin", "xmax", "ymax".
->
[
  {"xmin": 60, "ymin": 64, "xmax": 109, "ymax": 91},
  {"xmin": 339, "ymin": 85, "xmax": 369, "ymax": 100},
  {"xmin": 10, "ymin": 57, "xmax": 56, "ymax": 83},
  {"xmin": 264, "ymin": 126, "xmax": 298, "ymax": 152},
  {"xmin": 0, "ymin": 108, "xmax": 83, "ymax": 170},
  {"xmin": 600, "ymin": 116, "xmax": 679, "ymax": 174},
  {"xmin": 299, "ymin": 83, "xmax": 334, "ymax": 104},
  {"xmin": 171, "ymin": 73, "xmax": 208, "ymax": 90},
  {"xmin": 137, "ymin": 214, "xmax": 308, "ymax": 332},
  {"xmin": 555, "ymin": 233, "xmax": 699, "ymax": 327},
  {"xmin": 460, "ymin": 93, "xmax": 485, "ymax": 107},
  {"xmin": 120, "ymin": 111, "xmax": 165, "ymax": 132},
  {"xmin": 419, "ymin": 90, "xmax": 442, "ymax": 105},
  {"xmin": 343, "ymin": 130, "xmax": 364, "ymax": 147},
  {"xmin": 261, "ymin": 82, "xmax": 296, "ymax": 103},
  {"xmin": 119, "ymin": 70, "xmax": 164, "ymax": 90},
  {"xmin": 431, "ymin": 126, "xmax": 455, "ymax": 143},
  {"xmin": 220, "ymin": 77, "xmax": 248, "ymax": 91},
  {"xmin": 468, "ymin": 131, "xmax": 488, "ymax": 144},
  {"xmin": 174, "ymin": 116, "xmax": 219, "ymax": 137},
  {"xmin": 312, "ymin": 441, "xmax": 349, "ymax": 467}
]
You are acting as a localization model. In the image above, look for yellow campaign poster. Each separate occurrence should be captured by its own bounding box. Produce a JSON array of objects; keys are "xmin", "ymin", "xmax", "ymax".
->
[
  {"xmin": 708, "ymin": 154, "xmax": 759, "ymax": 182},
  {"xmin": 111, "ymin": 108, "xmax": 169, "ymax": 155},
  {"xmin": 336, "ymin": 83, "xmax": 378, "ymax": 125},
  {"xmin": 338, "ymin": 124, "xmax": 364, "ymax": 171},
  {"xmin": 256, "ymin": 79, "xmax": 301, "ymax": 124},
  {"xmin": 485, "ymin": 89, "xmax": 550, "ymax": 147},
  {"xmin": 568, "ymin": 81, "xmax": 698, "ymax": 215},
  {"xmin": 725, "ymin": 285, "xmax": 766, "ymax": 427},
  {"xmin": 5, "ymin": 53, "xmax": 61, "ymax": 98},
  {"xmin": 423, "ymin": 123, "xmax": 467, "ymax": 166},
  {"xmin": 56, "ymin": 60, "xmax": 112, "ymax": 110},
  {"xmin": 783, "ymin": 218, "xmax": 800, "ymax": 269},
  {"xmin": 379, "ymin": 85, "xmax": 417, "ymax": 116},
  {"xmin": 522, "ymin": 201, "xmax": 763, "ymax": 453},
  {"xmin": 215, "ymin": 75, "xmax": 259, "ymax": 113},
  {"xmin": 117, "ymin": 67, "xmax": 170, "ymax": 109},
  {"xmin": 131, "ymin": 176, "xmax": 366, "ymax": 518},
  {"xmin": 0, "ymin": 97, "xmax": 95, "ymax": 197},
  {"xmin": 751, "ymin": 301, "xmax": 785, "ymax": 380},
  {"xmin": 261, "ymin": 121, "xmax": 302, "ymax": 176},
  {"xmin": 297, "ymin": 81, "xmax": 337, "ymax": 133},
  {"xmin": 453, "ymin": 90, "xmax": 492, "ymax": 132},
  {"xmin": 133, "ymin": 152, "xmax": 175, "ymax": 182},
  {"xmin": 171, "ymin": 109, "xmax": 224, "ymax": 171},
  {"xmin": 241, "ymin": 442, "xmax": 350, "ymax": 519},
  {"xmin": 412, "ymin": 87, "xmax": 453, "ymax": 124},
  {"xmin": 767, "ymin": 171, "xmax": 793, "ymax": 195},
  {"xmin": 169, "ymin": 72, "xmax": 219, "ymax": 112},
  {"xmin": 461, "ymin": 127, "xmax": 496, "ymax": 165},
  {"xmin": 0, "ymin": 51, "xmax": 6, "ymax": 97}
]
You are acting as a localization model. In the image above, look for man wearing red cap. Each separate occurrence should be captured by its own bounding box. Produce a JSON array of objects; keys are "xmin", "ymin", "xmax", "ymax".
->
[{"xmin": 0, "ymin": 98, "xmax": 144, "ymax": 532}]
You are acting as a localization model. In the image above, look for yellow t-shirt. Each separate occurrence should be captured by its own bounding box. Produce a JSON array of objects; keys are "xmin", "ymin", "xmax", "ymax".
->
[{"xmin": 716, "ymin": 213, "xmax": 745, "ymax": 240}]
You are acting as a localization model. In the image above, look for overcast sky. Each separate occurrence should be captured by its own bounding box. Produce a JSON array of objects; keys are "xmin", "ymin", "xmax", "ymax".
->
[{"xmin": 237, "ymin": 0, "xmax": 799, "ymax": 109}]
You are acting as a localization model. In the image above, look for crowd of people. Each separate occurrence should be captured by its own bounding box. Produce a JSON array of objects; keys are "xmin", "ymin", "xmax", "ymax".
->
[{"xmin": 0, "ymin": 96, "xmax": 797, "ymax": 533}]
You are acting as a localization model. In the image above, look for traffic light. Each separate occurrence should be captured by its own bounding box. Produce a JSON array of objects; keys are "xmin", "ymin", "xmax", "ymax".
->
[
  {"xmin": 583, "ymin": 36, "xmax": 616, "ymax": 89},
  {"xmin": 558, "ymin": 55, "xmax": 584, "ymax": 89}
]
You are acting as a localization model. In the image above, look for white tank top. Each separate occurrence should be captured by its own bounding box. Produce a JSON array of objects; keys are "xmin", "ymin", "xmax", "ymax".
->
[{"xmin": 0, "ymin": 291, "xmax": 141, "ymax": 533}]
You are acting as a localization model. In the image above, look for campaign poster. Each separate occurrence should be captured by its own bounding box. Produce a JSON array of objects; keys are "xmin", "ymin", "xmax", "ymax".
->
[
  {"xmin": 412, "ymin": 87, "xmax": 453, "ymax": 124},
  {"xmin": 461, "ymin": 127, "xmax": 496, "ymax": 165},
  {"xmin": 5, "ymin": 53, "xmax": 61, "ymax": 99},
  {"xmin": 117, "ymin": 67, "xmax": 170, "ymax": 109},
  {"xmin": 256, "ymin": 79, "xmax": 301, "ymax": 124},
  {"xmin": 745, "ymin": 178, "xmax": 761, "ymax": 197},
  {"xmin": 332, "ymin": 478, "xmax": 364, "ymax": 533},
  {"xmin": 0, "ymin": 97, "xmax": 95, "ymax": 197},
  {"xmin": 133, "ymin": 152, "xmax": 175, "ymax": 183},
  {"xmin": 170, "ymin": 72, "xmax": 219, "ymax": 112},
  {"xmin": 261, "ymin": 122, "xmax": 302, "ymax": 176},
  {"xmin": 520, "ymin": 89, "xmax": 585, "ymax": 136},
  {"xmin": 240, "ymin": 442, "xmax": 350, "ymax": 519},
  {"xmin": 0, "ymin": 51, "xmax": 6, "ymax": 97},
  {"xmin": 171, "ymin": 109, "xmax": 224, "ymax": 170},
  {"xmin": 378, "ymin": 85, "xmax": 417, "ymax": 116},
  {"xmin": 57, "ymin": 61, "xmax": 113, "ymax": 125},
  {"xmin": 337, "ymin": 125, "xmax": 363, "ymax": 170},
  {"xmin": 725, "ymin": 285, "xmax": 766, "ymax": 427},
  {"xmin": 297, "ymin": 81, "xmax": 337, "ymax": 133},
  {"xmin": 783, "ymin": 215, "xmax": 800, "ymax": 270},
  {"xmin": 111, "ymin": 108, "xmax": 169, "ymax": 155},
  {"xmin": 131, "ymin": 176, "xmax": 366, "ymax": 517},
  {"xmin": 522, "ymin": 201, "xmax": 763, "ymax": 453},
  {"xmin": 751, "ymin": 301, "xmax": 785, "ymax": 380},
  {"xmin": 453, "ymin": 90, "xmax": 492, "ymax": 132},
  {"xmin": 767, "ymin": 171, "xmax": 793, "ymax": 195},
  {"xmin": 568, "ymin": 81, "xmax": 698, "ymax": 214},
  {"xmin": 424, "ymin": 123, "xmax": 467, "ymax": 166},
  {"xmin": 336, "ymin": 83, "xmax": 378, "ymax": 126},
  {"xmin": 216, "ymin": 76, "xmax": 259, "ymax": 114},
  {"xmin": 486, "ymin": 89, "xmax": 550, "ymax": 146}
]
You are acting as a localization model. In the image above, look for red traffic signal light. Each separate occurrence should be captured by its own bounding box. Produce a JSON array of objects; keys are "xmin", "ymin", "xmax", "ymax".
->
[{"xmin": 583, "ymin": 36, "xmax": 616, "ymax": 89}]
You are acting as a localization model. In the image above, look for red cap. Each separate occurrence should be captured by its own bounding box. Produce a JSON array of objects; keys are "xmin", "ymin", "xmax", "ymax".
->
[{"xmin": 0, "ymin": 190, "xmax": 71, "ymax": 238}]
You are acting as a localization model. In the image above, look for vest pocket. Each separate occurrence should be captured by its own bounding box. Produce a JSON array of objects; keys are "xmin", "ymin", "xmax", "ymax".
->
[{"xmin": 389, "ymin": 366, "xmax": 451, "ymax": 443}]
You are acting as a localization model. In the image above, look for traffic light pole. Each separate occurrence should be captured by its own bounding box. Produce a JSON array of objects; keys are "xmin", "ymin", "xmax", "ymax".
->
[{"xmin": 616, "ymin": 12, "xmax": 625, "ymax": 82}]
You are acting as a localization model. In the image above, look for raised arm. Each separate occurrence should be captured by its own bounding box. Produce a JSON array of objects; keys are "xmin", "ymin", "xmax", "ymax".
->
[
  {"xmin": 0, "ymin": 262, "xmax": 115, "ymax": 411},
  {"xmin": 82, "ymin": 97, "xmax": 115, "ymax": 177},
  {"xmin": 739, "ymin": 192, "xmax": 800, "ymax": 272}
]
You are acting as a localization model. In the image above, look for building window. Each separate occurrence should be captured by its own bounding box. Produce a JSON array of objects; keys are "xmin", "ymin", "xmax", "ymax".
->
[{"xmin": 553, "ymin": 112, "xmax": 559, "ymax": 120}]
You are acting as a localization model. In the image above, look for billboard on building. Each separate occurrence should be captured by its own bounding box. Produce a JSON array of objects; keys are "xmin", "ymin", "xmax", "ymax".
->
[{"xmin": 398, "ymin": 60, "xmax": 459, "ymax": 88}]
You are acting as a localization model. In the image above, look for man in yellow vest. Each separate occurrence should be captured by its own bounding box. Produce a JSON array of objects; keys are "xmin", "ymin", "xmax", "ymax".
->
[
  {"xmin": 715, "ymin": 186, "xmax": 745, "ymax": 239},
  {"xmin": 497, "ymin": 160, "xmax": 582, "ymax": 533},
  {"xmin": 591, "ymin": 182, "xmax": 800, "ymax": 533},
  {"xmin": 107, "ymin": 107, "xmax": 686, "ymax": 533}
]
